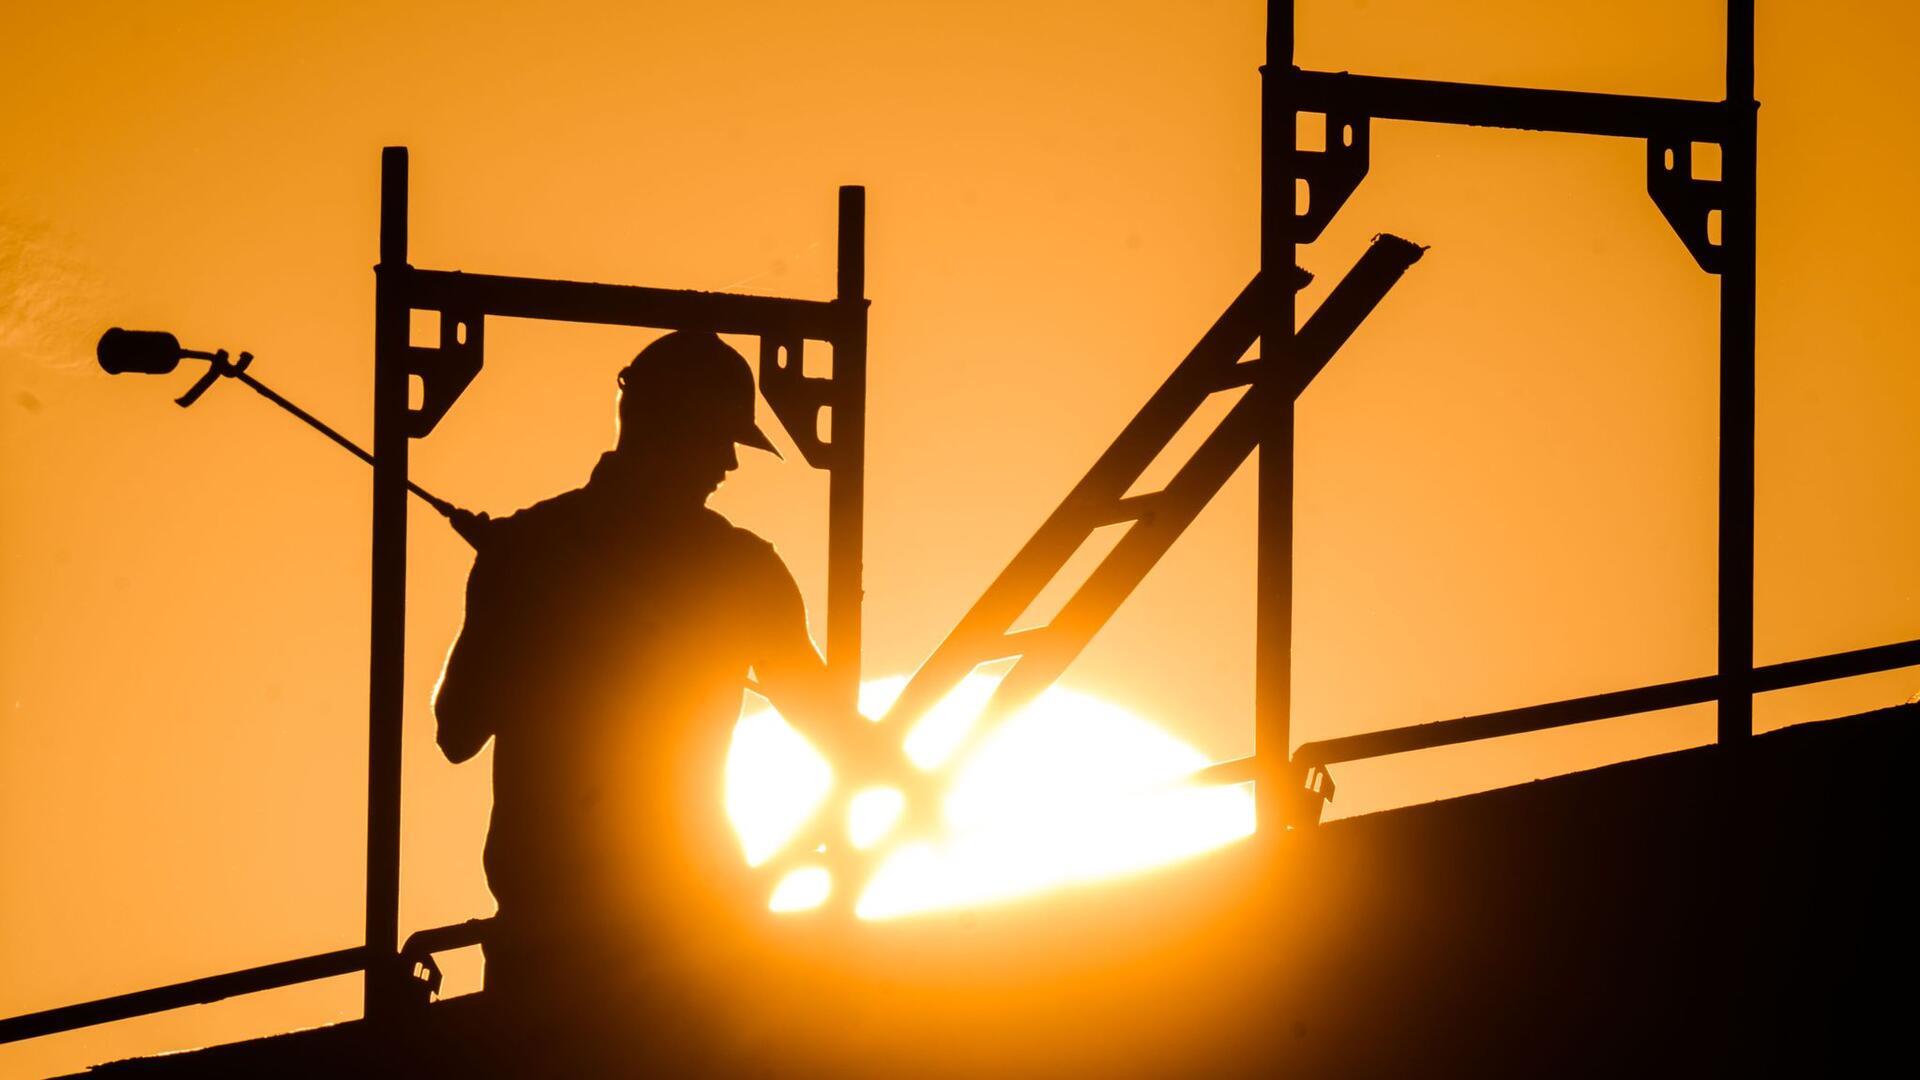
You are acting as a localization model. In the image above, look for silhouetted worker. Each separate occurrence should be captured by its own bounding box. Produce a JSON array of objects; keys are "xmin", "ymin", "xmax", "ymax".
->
[{"xmin": 432, "ymin": 331, "xmax": 864, "ymax": 1027}]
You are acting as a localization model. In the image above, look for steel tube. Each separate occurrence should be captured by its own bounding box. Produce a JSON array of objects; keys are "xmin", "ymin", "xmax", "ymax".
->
[{"xmin": 1293, "ymin": 69, "xmax": 1728, "ymax": 141}]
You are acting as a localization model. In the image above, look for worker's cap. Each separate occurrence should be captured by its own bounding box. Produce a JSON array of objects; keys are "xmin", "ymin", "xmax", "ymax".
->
[{"xmin": 617, "ymin": 331, "xmax": 779, "ymax": 456}]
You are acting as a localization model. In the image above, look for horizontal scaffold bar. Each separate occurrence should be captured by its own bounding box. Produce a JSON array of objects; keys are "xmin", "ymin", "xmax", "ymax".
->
[
  {"xmin": 1291, "ymin": 68, "xmax": 1731, "ymax": 141},
  {"xmin": 402, "ymin": 269, "xmax": 850, "ymax": 340}
]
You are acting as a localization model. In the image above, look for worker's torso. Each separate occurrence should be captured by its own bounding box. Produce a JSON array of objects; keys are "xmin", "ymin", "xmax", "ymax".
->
[{"xmin": 477, "ymin": 486, "xmax": 775, "ymax": 943}]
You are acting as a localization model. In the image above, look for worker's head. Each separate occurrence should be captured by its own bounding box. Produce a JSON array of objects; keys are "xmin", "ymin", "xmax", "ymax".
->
[{"xmin": 613, "ymin": 331, "xmax": 779, "ymax": 501}]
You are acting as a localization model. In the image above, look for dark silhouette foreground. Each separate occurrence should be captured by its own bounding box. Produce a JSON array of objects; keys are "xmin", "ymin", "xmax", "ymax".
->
[{"xmin": 76, "ymin": 701, "xmax": 1920, "ymax": 1077}]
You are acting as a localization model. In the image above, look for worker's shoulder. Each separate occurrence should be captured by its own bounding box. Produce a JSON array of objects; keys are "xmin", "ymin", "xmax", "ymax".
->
[
  {"xmin": 475, "ymin": 495, "xmax": 787, "ymax": 575},
  {"xmin": 480, "ymin": 487, "xmax": 595, "ymax": 552}
]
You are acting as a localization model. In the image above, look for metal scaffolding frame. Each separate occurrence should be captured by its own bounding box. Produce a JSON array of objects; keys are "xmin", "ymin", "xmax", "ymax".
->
[
  {"xmin": 360, "ymin": 150, "xmax": 870, "ymax": 1015},
  {"xmin": 1248, "ymin": 2, "xmax": 1760, "ymax": 823},
  {"xmin": 1, "ymin": 153, "xmax": 870, "ymax": 1040},
  {"xmin": 1253, "ymin": 0, "xmax": 1905, "ymax": 817},
  {"xmin": 11, "ymin": 0, "xmax": 1920, "ymax": 1054},
  {"xmin": 874, "ymin": 0, "xmax": 1812, "ymax": 841}
]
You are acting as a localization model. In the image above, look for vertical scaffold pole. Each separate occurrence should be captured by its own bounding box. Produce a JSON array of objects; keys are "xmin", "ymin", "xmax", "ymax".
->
[
  {"xmin": 829, "ymin": 186, "xmax": 869, "ymax": 710},
  {"xmin": 365, "ymin": 145, "xmax": 410, "ymax": 1018},
  {"xmin": 1720, "ymin": 1, "xmax": 1757, "ymax": 743},
  {"xmin": 1258, "ymin": 0, "xmax": 1297, "ymax": 829}
]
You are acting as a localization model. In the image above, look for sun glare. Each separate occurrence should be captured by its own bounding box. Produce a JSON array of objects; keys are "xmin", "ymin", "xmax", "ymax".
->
[
  {"xmin": 725, "ymin": 705, "xmax": 833, "ymax": 867},
  {"xmin": 847, "ymin": 786, "xmax": 907, "ymax": 850},
  {"xmin": 768, "ymin": 865, "xmax": 833, "ymax": 912},
  {"xmin": 726, "ymin": 673, "xmax": 1257, "ymax": 919}
]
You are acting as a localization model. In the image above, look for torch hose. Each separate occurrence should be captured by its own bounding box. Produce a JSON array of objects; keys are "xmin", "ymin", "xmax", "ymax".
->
[{"xmin": 227, "ymin": 368, "xmax": 489, "ymax": 546}]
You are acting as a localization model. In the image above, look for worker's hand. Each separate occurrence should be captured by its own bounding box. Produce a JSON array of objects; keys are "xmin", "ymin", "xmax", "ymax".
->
[{"xmin": 446, "ymin": 507, "xmax": 493, "ymax": 548}]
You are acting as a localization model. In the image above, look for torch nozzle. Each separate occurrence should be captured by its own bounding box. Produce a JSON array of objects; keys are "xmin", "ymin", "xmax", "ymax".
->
[{"xmin": 97, "ymin": 328, "xmax": 188, "ymax": 375}]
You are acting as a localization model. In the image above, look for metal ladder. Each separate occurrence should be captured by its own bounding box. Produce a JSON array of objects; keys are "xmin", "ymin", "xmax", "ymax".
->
[{"xmin": 869, "ymin": 233, "xmax": 1425, "ymax": 831}]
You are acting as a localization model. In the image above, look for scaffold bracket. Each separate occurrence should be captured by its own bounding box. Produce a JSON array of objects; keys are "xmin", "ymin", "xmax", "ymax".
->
[
  {"xmin": 1647, "ymin": 136, "xmax": 1726, "ymax": 274},
  {"xmin": 759, "ymin": 335, "xmax": 837, "ymax": 467},
  {"xmin": 403, "ymin": 299, "xmax": 485, "ymax": 437},
  {"xmin": 1295, "ymin": 111, "xmax": 1370, "ymax": 242}
]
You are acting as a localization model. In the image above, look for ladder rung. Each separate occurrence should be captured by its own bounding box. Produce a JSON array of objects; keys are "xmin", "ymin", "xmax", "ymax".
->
[
  {"xmin": 987, "ymin": 626, "xmax": 1053, "ymax": 660},
  {"xmin": 1093, "ymin": 493, "xmax": 1165, "ymax": 526},
  {"xmin": 1209, "ymin": 357, "xmax": 1264, "ymax": 391}
]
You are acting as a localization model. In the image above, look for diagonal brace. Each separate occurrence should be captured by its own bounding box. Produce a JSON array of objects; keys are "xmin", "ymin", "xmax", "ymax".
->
[{"xmin": 883, "ymin": 234, "xmax": 1426, "ymax": 774}]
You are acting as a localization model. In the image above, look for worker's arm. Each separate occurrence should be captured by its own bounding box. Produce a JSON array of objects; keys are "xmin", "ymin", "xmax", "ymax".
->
[
  {"xmin": 433, "ymin": 542, "xmax": 521, "ymax": 764},
  {"xmin": 746, "ymin": 546, "xmax": 892, "ymax": 777}
]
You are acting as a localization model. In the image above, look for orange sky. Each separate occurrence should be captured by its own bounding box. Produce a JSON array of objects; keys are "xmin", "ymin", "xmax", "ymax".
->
[{"xmin": 5, "ymin": 1, "xmax": 1920, "ymax": 1074}]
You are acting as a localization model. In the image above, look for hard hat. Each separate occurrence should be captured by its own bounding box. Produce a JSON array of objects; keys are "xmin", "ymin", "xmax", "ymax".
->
[{"xmin": 617, "ymin": 331, "xmax": 779, "ymax": 456}]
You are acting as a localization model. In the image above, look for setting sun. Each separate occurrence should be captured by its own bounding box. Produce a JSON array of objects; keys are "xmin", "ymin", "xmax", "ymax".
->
[{"xmin": 724, "ymin": 673, "xmax": 1257, "ymax": 919}]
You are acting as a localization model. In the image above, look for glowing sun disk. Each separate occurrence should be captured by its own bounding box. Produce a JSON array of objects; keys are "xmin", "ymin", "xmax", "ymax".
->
[{"xmin": 725, "ymin": 673, "xmax": 1255, "ymax": 919}]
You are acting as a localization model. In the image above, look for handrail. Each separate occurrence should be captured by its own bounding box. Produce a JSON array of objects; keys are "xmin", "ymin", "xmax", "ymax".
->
[
  {"xmin": 0, "ymin": 946, "xmax": 368, "ymax": 1045},
  {"xmin": 0, "ymin": 917, "xmax": 506, "ymax": 1045},
  {"xmin": 1294, "ymin": 637, "xmax": 1920, "ymax": 769}
]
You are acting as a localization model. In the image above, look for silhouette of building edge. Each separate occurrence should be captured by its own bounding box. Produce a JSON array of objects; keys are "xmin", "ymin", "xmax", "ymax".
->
[{"xmin": 69, "ymin": 702, "xmax": 1920, "ymax": 1077}]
